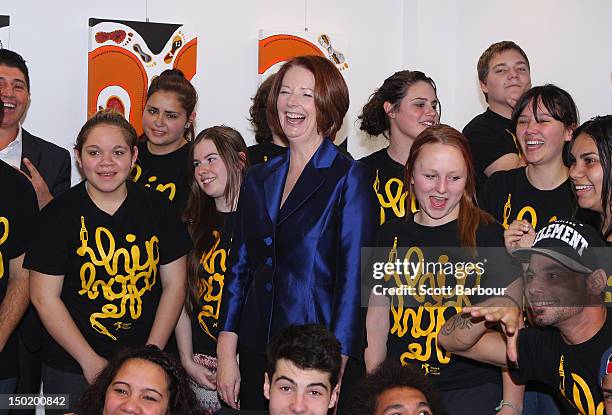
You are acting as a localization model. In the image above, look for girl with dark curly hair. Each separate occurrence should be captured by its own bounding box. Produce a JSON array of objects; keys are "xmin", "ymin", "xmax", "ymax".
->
[
  {"xmin": 358, "ymin": 70, "xmax": 440, "ymax": 225},
  {"xmin": 78, "ymin": 345, "xmax": 204, "ymax": 415}
]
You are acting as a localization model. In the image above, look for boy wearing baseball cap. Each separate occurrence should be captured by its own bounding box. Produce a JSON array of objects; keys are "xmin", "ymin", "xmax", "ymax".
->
[{"xmin": 439, "ymin": 219, "xmax": 610, "ymax": 415}]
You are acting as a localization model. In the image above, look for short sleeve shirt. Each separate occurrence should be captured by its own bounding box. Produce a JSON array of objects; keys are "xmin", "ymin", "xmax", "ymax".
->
[
  {"xmin": 133, "ymin": 139, "xmax": 191, "ymax": 213},
  {"xmin": 375, "ymin": 217, "xmax": 521, "ymax": 391},
  {"xmin": 513, "ymin": 311, "xmax": 611, "ymax": 415},
  {"xmin": 479, "ymin": 167, "xmax": 575, "ymax": 232},
  {"xmin": 24, "ymin": 181, "xmax": 192, "ymax": 373},
  {"xmin": 463, "ymin": 109, "xmax": 521, "ymax": 192},
  {"xmin": 191, "ymin": 212, "xmax": 236, "ymax": 356},
  {"xmin": 359, "ymin": 148, "xmax": 417, "ymax": 225}
]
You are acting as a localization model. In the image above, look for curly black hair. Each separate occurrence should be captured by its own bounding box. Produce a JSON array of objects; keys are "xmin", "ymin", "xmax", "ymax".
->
[
  {"xmin": 348, "ymin": 361, "xmax": 445, "ymax": 415},
  {"xmin": 249, "ymin": 73, "xmax": 277, "ymax": 144},
  {"xmin": 266, "ymin": 324, "xmax": 342, "ymax": 387},
  {"xmin": 77, "ymin": 345, "xmax": 203, "ymax": 415}
]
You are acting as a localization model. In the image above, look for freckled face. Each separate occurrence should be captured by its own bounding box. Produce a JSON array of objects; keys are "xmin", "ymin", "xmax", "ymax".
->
[{"xmin": 411, "ymin": 143, "xmax": 467, "ymax": 226}]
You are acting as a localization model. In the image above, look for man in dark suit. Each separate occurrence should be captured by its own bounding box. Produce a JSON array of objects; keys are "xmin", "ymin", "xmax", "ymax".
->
[
  {"xmin": 0, "ymin": 48, "xmax": 71, "ymax": 409},
  {"xmin": 0, "ymin": 48, "xmax": 70, "ymax": 208}
]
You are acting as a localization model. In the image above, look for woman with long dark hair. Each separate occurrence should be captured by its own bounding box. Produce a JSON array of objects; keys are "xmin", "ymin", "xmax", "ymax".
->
[
  {"xmin": 133, "ymin": 69, "xmax": 197, "ymax": 211},
  {"xmin": 359, "ymin": 70, "xmax": 440, "ymax": 224},
  {"xmin": 569, "ymin": 115, "xmax": 612, "ymax": 243},
  {"xmin": 175, "ymin": 125, "xmax": 248, "ymax": 412}
]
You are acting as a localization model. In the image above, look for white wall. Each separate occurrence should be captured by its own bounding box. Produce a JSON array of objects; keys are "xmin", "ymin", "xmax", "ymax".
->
[
  {"xmin": 3, "ymin": 0, "xmax": 403, "ymax": 183},
  {"xmin": 404, "ymin": 0, "xmax": 612, "ymax": 131},
  {"xmin": 2, "ymin": 0, "xmax": 611, "ymax": 185}
]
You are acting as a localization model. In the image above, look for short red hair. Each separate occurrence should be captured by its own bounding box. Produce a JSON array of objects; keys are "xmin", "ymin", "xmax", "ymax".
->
[{"xmin": 267, "ymin": 55, "xmax": 349, "ymax": 140}]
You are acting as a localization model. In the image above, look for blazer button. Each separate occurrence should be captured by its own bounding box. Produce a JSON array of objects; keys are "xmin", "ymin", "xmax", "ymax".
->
[
  {"xmin": 265, "ymin": 282, "xmax": 273, "ymax": 292},
  {"xmin": 264, "ymin": 237, "xmax": 273, "ymax": 246},
  {"xmin": 265, "ymin": 257, "xmax": 273, "ymax": 267}
]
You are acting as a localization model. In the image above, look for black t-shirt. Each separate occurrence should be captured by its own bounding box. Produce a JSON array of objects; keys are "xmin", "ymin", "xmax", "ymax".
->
[
  {"xmin": 133, "ymin": 139, "xmax": 191, "ymax": 213},
  {"xmin": 376, "ymin": 217, "xmax": 521, "ymax": 391},
  {"xmin": 191, "ymin": 212, "xmax": 236, "ymax": 356},
  {"xmin": 463, "ymin": 108, "xmax": 522, "ymax": 192},
  {"xmin": 479, "ymin": 167, "xmax": 575, "ymax": 232},
  {"xmin": 24, "ymin": 181, "xmax": 192, "ymax": 373},
  {"xmin": 247, "ymin": 142, "xmax": 287, "ymax": 166},
  {"xmin": 0, "ymin": 160, "xmax": 38, "ymax": 379},
  {"xmin": 513, "ymin": 310, "xmax": 611, "ymax": 415},
  {"xmin": 359, "ymin": 148, "xmax": 417, "ymax": 225}
]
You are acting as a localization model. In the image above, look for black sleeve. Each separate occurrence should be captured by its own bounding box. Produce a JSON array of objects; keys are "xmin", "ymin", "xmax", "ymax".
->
[
  {"xmin": 23, "ymin": 201, "xmax": 69, "ymax": 275},
  {"xmin": 512, "ymin": 328, "xmax": 553, "ymax": 385},
  {"xmin": 5, "ymin": 177, "xmax": 38, "ymax": 259},
  {"xmin": 464, "ymin": 123, "xmax": 517, "ymax": 176},
  {"xmin": 52, "ymin": 149, "xmax": 72, "ymax": 196},
  {"xmin": 158, "ymin": 204, "xmax": 193, "ymax": 265},
  {"xmin": 478, "ymin": 173, "xmax": 502, "ymax": 217}
]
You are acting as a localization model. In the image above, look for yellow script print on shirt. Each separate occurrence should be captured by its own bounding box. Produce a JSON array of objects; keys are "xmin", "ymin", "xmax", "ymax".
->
[
  {"xmin": 0, "ymin": 216, "xmax": 8, "ymax": 279},
  {"xmin": 387, "ymin": 246, "xmax": 481, "ymax": 366},
  {"xmin": 77, "ymin": 216, "xmax": 159, "ymax": 340},
  {"xmin": 558, "ymin": 355, "xmax": 605, "ymax": 415},
  {"xmin": 197, "ymin": 230, "xmax": 226, "ymax": 342},
  {"xmin": 501, "ymin": 193, "xmax": 557, "ymax": 230},
  {"xmin": 373, "ymin": 171, "xmax": 417, "ymax": 225},
  {"xmin": 132, "ymin": 164, "xmax": 176, "ymax": 201}
]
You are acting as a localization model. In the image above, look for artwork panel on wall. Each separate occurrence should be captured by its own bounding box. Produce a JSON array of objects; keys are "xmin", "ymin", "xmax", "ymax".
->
[
  {"xmin": 0, "ymin": 16, "xmax": 10, "ymax": 49},
  {"xmin": 258, "ymin": 30, "xmax": 349, "ymax": 149},
  {"xmin": 88, "ymin": 18, "xmax": 197, "ymax": 135}
]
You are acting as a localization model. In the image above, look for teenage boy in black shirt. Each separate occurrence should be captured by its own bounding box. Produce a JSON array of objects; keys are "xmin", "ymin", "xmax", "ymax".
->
[
  {"xmin": 439, "ymin": 219, "xmax": 611, "ymax": 415},
  {"xmin": 463, "ymin": 41, "xmax": 531, "ymax": 191}
]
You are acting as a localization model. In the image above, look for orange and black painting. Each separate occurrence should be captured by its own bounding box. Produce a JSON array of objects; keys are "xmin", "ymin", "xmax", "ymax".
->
[{"xmin": 88, "ymin": 18, "xmax": 197, "ymax": 135}]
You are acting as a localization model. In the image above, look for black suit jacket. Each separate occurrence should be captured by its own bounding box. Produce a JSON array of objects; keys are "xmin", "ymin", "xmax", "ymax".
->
[{"xmin": 19, "ymin": 128, "xmax": 71, "ymax": 196}]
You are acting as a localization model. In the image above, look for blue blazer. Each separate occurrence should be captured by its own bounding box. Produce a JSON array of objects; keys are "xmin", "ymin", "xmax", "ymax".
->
[{"xmin": 222, "ymin": 138, "xmax": 376, "ymax": 358}]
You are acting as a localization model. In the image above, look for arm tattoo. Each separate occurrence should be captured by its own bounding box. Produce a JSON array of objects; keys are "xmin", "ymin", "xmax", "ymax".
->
[{"xmin": 440, "ymin": 314, "xmax": 473, "ymax": 336}]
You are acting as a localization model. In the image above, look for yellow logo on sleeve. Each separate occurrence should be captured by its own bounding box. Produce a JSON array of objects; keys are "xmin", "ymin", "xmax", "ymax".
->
[{"xmin": 0, "ymin": 216, "xmax": 8, "ymax": 279}]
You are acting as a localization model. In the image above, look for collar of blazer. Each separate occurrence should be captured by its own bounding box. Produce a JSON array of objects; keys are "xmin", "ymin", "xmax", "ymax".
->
[{"xmin": 263, "ymin": 138, "xmax": 339, "ymax": 225}]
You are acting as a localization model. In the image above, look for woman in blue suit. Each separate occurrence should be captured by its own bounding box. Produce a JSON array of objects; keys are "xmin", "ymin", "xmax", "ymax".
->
[{"xmin": 216, "ymin": 55, "xmax": 377, "ymax": 410}]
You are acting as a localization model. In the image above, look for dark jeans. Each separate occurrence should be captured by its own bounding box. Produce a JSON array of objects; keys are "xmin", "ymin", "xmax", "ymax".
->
[
  {"xmin": 0, "ymin": 378, "xmax": 17, "ymax": 415},
  {"xmin": 440, "ymin": 382, "xmax": 502, "ymax": 415},
  {"xmin": 42, "ymin": 365, "xmax": 88, "ymax": 415}
]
